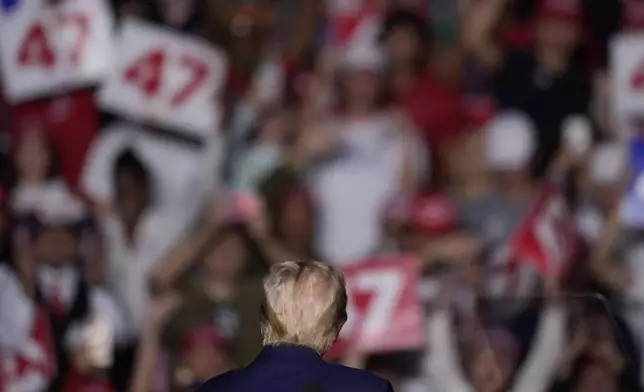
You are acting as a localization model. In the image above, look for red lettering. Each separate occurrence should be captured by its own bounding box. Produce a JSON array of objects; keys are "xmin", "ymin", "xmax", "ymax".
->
[
  {"xmin": 58, "ymin": 13, "xmax": 90, "ymax": 64},
  {"xmin": 17, "ymin": 24, "xmax": 56, "ymax": 68},
  {"xmin": 171, "ymin": 54, "xmax": 208, "ymax": 107},
  {"xmin": 632, "ymin": 59, "xmax": 644, "ymax": 92},
  {"xmin": 123, "ymin": 49, "xmax": 166, "ymax": 98},
  {"xmin": 123, "ymin": 48, "xmax": 209, "ymax": 108},
  {"xmin": 16, "ymin": 13, "xmax": 90, "ymax": 70}
]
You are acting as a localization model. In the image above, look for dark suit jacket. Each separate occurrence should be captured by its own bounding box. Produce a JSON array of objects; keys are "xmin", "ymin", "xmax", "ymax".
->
[{"xmin": 197, "ymin": 345, "xmax": 394, "ymax": 392}]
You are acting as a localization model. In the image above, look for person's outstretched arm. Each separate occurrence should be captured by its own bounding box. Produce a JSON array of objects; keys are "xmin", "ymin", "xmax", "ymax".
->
[
  {"xmin": 512, "ymin": 303, "xmax": 566, "ymax": 392},
  {"xmin": 128, "ymin": 294, "xmax": 181, "ymax": 392}
]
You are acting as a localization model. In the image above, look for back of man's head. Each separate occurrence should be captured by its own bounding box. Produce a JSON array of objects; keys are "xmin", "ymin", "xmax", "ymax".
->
[{"xmin": 259, "ymin": 261, "xmax": 347, "ymax": 354}]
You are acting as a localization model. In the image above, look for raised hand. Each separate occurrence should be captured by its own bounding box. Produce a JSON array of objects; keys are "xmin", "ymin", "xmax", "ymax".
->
[{"xmin": 146, "ymin": 292, "xmax": 182, "ymax": 331}]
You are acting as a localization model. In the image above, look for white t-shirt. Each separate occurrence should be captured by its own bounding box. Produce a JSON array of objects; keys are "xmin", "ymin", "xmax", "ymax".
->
[
  {"xmin": 36, "ymin": 265, "xmax": 127, "ymax": 348},
  {"xmin": 309, "ymin": 114, "xmax": 425, "ymax": 265},
  {"xmin": 12, "ymin": 179, "xmax": 68, "ymax": 215},
  {"xmin": 102, "ymin": 210, "xmax": 189, "ymax": 340},
  {"xmin": 0, "ymin": 266, "xmax": 33, "ymax": 351}
]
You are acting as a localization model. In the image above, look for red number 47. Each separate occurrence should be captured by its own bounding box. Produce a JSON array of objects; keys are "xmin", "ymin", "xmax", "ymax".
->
[
  {"xmin": 17, "ymin": 14, "xmax": 89, "ymax": 68},
  {"xmin": 123, "ymin": 49, "xmax": 208, "ymax": 108}
]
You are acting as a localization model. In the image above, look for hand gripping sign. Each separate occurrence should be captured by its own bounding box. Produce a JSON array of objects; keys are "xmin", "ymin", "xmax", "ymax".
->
[
  {"xmin": 97, "ymin": 18, "xmax": 227, "ymax": 139},
  {"xmin": 509, "ymin": 185, "xmax": 578, "ymax": 278},
  {"xmin": 326, "ymin": 255, "xmax": 424, "ymax": 358},
  {"xmin": 0, "ymin": 0, "xmax": 114, "ymax": 103}
]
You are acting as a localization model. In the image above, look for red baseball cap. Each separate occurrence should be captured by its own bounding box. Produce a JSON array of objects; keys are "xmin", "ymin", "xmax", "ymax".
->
[
  {"xmin": 179, "ymin": 326, "xmax": 226, "ymax": 354},
  {"xmin": 623, "ymin": 0, "xmax": 644, "ymax": 30},
  {"xmin": 537, "ymin": 0, "xmax": 582, "ymax": 24},
  {"xmin": 462, "ymin": 95, "xmax": 496, "ymax": 129},
  {"xmin": 408, "ymin": 193, "xmax": 456, "ymax": 236}
]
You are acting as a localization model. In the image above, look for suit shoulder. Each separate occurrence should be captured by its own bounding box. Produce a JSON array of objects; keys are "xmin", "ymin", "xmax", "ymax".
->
[
  {"xmin": 196, "ymin": 368, "xmax": 242, "ymax": 391},
  {"xmin": 328, "ymin": 364, "xmax": 393, "ymax": 390}
]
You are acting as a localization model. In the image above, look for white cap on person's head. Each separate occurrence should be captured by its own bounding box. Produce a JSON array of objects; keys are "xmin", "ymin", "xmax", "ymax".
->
[
  {"xmin": 341, "ymin": 16, "xmax": 386, "ymax": 71},
  {"xmin": 588, "ymin": 142, "xmax": 626, "ymax": 185},
  {"xmin": 35, "ymin": 184, "xmax": 86, "ymax": 226},
  {"xmin": 484, "ymin": 111, "xmax": 536, "ymax": 170}
]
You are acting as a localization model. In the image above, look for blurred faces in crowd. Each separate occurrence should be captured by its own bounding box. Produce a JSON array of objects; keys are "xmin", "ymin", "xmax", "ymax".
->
[
  {"xmin": 467, "ymin": 329, "xmax": 519, "ymax": 392},
  {"xmin": 34, "ymin": 224, "xmax": 77, "ymax": 268},
  {"xmin": 203, "ymin": 226, "xmax": 249, "ymax": 283},
  {"xmin": 12, "ymin": 129, "xmax": 56, "ymax": 185},
  {"xmin": 341, "ymin": 66, "xmax": 382, "ymax": 115},
  {"xmin": 483, "ymin": 111, "xmax": 538, "ymax": 197},
  {"xmin": 380, "ymin": 9, "xmax": 431, "ymax": 73},
  {"xmin": 30, "ymin": 185, "xmax": 86, "ymax": 268},
  {"xmin": 113, "ymin": 150, "xmax": 151, "ymax": 229},
  {"xmin": 569, "ymin": 315, "xmax": 627, "ymax": 392},
  {"xmin": 156, "ymin": 0, "xmax": 197, "ymax": 28},
  {"xmin": 534, "ymin": 0, "xmax": 581, "ymax": 60},
  {"xmin": 175, "ymin": 326, "xmax": 231, "ymax": 389},
  {"xmin": 273, "ymin": 188, "xmax": 313, "ymax": 257}
]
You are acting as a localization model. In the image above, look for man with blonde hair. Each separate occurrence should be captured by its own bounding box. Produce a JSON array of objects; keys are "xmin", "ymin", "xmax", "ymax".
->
[{"xmin": 198, "ymin": 261, "xmax": 394, "ymax": 392}]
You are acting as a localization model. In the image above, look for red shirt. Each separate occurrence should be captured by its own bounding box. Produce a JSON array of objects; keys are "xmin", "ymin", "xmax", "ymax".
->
[
  {"xmin": 400, "ymin": 71, "xmax": 464, "ymax": 182},
  {"xmin": 8, "ymin": 88, "xmax": 100, "ymax": 191},
  {"xmin": 62, "ymin": 371, "xmax": 114, "ymax": 392},
  {"xmin": 503, "ymin": 21, "xmax": 535, "ymax": 50}
]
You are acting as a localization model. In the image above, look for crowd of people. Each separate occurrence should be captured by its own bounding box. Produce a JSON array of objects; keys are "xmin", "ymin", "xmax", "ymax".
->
[{"xmin": 0, "ymin": 0, "xmax": 643, "ymax": 391}]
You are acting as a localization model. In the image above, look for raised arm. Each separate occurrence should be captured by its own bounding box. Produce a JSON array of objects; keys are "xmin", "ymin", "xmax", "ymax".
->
[
  {"xmin": 149, "ymin": 201, "xmax": 223, "ymax": 292},
  {"xmin": 512, "ymin": 303, "xmax": 567, "ymax": 392},
  {"xmin": 426, "ymin": 288, "xmax": 475, "ymax": 392},
  {"xmin": 589, "ymin": 208, "xmax": 632, "ymax": 293},
  {"xmin": 128, "ymin": 294, "xmax": 181, "ymax": 392}
]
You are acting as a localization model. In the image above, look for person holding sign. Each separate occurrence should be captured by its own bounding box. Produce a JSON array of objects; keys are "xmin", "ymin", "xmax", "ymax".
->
[
  {"xmin": 198, "ymin": 260, "xmax": 394, "ymax": 392},
  {"xmin": 1, "ymin": 0, "xmax": 114, "ymax": 189}
]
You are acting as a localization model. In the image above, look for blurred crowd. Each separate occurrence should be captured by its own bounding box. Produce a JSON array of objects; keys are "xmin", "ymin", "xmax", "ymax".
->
[{"xmin": 1, "ymin": 0, "xmax": 644, "ymax": 391}]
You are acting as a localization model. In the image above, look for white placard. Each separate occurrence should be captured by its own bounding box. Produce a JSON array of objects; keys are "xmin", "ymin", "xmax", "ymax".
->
[
  {"xmin": 611, "ymin": 33, "xmax": 644, "ymax": 126},
  {"xmin": 0, "ymin": 0, "xmax": 114, "ymax": 103},
  {"xmin": 82, "ymin": 121, "xmax": 222, "ymax": 211},
  {"xmin": 97, "ymin": 18, "xmax": 227, "ymax": 139}
]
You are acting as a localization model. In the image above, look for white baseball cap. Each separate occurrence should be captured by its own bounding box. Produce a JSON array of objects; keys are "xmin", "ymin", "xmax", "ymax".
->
[
  {"xmin": 588, "ymin": 142, "xmax": 626, "ymax": 185},
  {"xmin": 341, "ymin": 16, "xmax": 386, "ymax": 71},
  {"xmin": 484, "ymin": 111, "xmax": 536, "ymax": 170},
  {"xmin": 35, "ymin": 184, "xmax": 86, "ymax": 226}
]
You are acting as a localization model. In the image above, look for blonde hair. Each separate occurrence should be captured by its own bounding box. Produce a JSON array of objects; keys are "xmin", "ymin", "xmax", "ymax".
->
[{"xmin": 259, "ymin": 261, "xmax": 348, "ymax": 354}]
